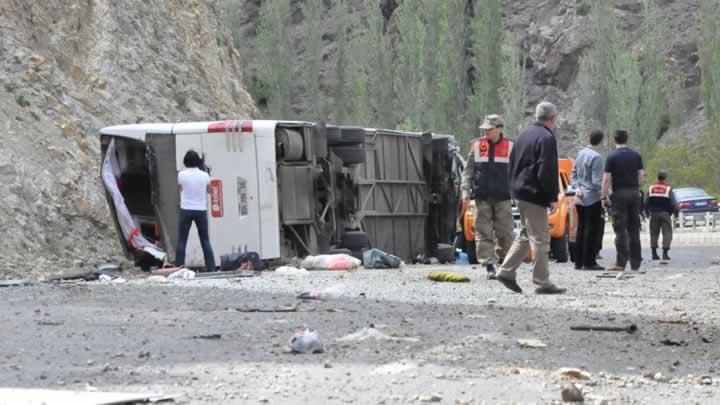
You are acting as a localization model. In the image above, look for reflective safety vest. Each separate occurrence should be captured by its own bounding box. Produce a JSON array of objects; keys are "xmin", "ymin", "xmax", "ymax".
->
[
  {"xmin": 471, "ymin": 136, "xmax": 513, "ymax": 201},
  {"xmin": 647, "ymin": 182, "xmax": 674, "ymax": 214}
]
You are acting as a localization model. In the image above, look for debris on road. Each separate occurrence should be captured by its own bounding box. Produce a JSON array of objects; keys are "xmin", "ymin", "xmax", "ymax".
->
[
  {"xmin": 660, "ymin": 339, "xmax": 687, "ymax": 346},
  {"xmin": 556, "ymin": 367, "xmax": 592, "ymax": 380},
  {"xmin": 0, "ymin": 279, "xmax": 32, "ymax": 287},
  {"xmin": 146, "ymin": 275, "xmax": 168, "ymax": 283},
  {"xmin": 275, "ymin": 266, "xmax": 309, "ymax": 275},
  {"xmin": 298, "ymin": 254, "xmax": 361, "ymax": 271},
  {"xmin": 570, "ymin": 324, "xmax": 638, "ymax": 334},
  {"xmin": 0, "ymin": 388, "xmax": 179, "ymax": 404},
  {"xmin": 595, "ymin": 272, "xmax": 634, "ymax": 279},
  {"xmin": 289, "ymin": 328, "xmax": 324, "ymax": 354},
  {"xmin": 195, "ymin": 270, "xmax": 257, "ymax": 279},
  {"xmin": 220, "ymin": 251, "xmax": 265, "ymax": 271},
  {"xmin": 658, "ymin": 319, "xmax": 689, "ymax": 325},
  {"xmin": 517, "ymin": 339, "xmax": 547, "ymax": 348},
  {"xmin": 36, "ymin": 320, "xmax": 64, "ymax": 326},
  {"xmin": 192, "ymin": 334, "xmax": 222, "ymax": 340},
  {"xmin": 231, "ymin": 303, "xmax": 300, "ymax": 313},
  {"xmin": 427, "ymin": 272, "xmax": 470, "ymax": 283},
  {"xmin": 151, "ymin": 267, "xmax": 185, "ymax": 277},
  {"xmin": 363, "ymin": 248, "xmax": 402, "ymax": 269},
  {"xmin": 418, "ymin": 393, "xmax": 443, "ymax": 403},
  {"xmin": 297, "ymin": 291, "xmax": 321, "ymax": 300},
  {"xmin": 561, "ymin": 383, "xmax": 584, "ymax": 402},
  {"xmin": 337, "ymin": 326, "xmax": 420, "ymax": 343},
  {"xmin": 167, "ymin": 269, "xmax": 196, "ymax": 280}
]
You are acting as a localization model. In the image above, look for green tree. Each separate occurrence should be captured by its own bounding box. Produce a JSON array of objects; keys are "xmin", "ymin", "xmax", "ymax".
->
[
  {"xmin": 635, "ymin": 0, "xmax": 666, "ymax": 157},
  {"xmin": 606, "ymin": 49, "xmax": 641, "ymax": 137},
  {"xmin": 700, "ymin": 0, "xmax": 720, "ymax": 124},
  {"xmin": 256, "ymin": 0, "xmax": 293, "ymax": 118},
  {"xmin": 332, "ymin": 0, "xmax": 351, "ymax": 124},
  {"xmin": 365, "ymin": 0, "xmax": 395, "ymax": 128},
  {"xmin": 576, "ymin": 0, "xmax": 619, "ymax": 129},
  {"xmin": 302, "ymin": 0, "xmax": 325, "ymax": 120},
  {"xmin": 469, "ymin": 0, "xmax": 504, "ymax": 127},
  {"xmin": 395, "ymin": 0, "xmax": 426, "ymax": 130},
  {"xmin": 500, "ymin": 34, "xmax": 527, "ymax": 135}
]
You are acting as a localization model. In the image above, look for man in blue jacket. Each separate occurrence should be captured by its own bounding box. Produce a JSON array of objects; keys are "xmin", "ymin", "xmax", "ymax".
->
[{"xmin": 496, "ymin": 102, "xmax": 566, "ymax": 295}]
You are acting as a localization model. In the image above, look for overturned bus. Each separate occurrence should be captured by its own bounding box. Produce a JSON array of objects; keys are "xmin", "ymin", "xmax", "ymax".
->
[{"xmin": 99, "ymin": 120, "xmax": 464, "ymax": 270}]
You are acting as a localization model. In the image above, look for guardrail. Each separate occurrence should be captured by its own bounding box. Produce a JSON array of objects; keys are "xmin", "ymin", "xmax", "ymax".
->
[{"xmin": 675, "ymin": 212, "xmax": 720, "ymax": 232}]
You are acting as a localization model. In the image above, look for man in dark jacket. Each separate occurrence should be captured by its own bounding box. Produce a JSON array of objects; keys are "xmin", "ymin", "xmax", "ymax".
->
[
  {"xmin": 496, "ymin": 102, "xmax": 566, "ymax": 295},
  {"xmin": 645, "ymin": 171, "xmax": 677, "ymax": 261},
  {"xmin": 461, "ymin": 114, "xmax": 514, "ymax": 279}
]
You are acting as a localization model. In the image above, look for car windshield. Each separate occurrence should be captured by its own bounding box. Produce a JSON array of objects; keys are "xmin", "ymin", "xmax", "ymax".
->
[{"xmin": 674, "ymin": 188, "xmax": 708, "ymax": 199}]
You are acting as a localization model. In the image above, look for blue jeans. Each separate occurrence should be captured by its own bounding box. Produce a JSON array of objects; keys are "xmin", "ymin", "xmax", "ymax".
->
[{"xmin": 175, "ymin": 209, "xmax": 216, "ymax": 272}]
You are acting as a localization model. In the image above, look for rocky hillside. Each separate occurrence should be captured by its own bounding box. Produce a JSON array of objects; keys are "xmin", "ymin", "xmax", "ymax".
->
[
  {"xmin": 230, "ymin": 0, "xmax": 703, "ymax": 154},
  {"xmin": 0, "ymin": 0, "xmax": 256, "ymax": 278}
]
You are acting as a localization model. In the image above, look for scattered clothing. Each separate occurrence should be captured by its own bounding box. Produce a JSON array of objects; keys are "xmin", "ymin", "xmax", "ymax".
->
[{"xmin": 363, "ymin": 249, "xmax": 402, "ymax": 269}]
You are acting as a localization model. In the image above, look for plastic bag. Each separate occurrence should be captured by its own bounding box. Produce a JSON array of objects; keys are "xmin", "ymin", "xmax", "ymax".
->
[
  {"xmin": 300, "ymin": 254, "xmax": 360, "ymax": 270},
  {"xmin": 362, "ymin": 248, "xmax": 402, "ymax": 269},
  {"xmin": 167, "ymin": 269, "xmax": 196, "ymax": 280},
  {"xmin": 276, "ymin": 266, "xmax": 309, "ymax": 275},
  {"xmin": 289, "ymin": 328, "xmax": 324, "ymax": 353}
]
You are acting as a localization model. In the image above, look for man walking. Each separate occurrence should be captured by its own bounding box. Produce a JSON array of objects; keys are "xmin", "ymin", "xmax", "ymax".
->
[
  {"xmin": 461, "ymin": 114, "xmax": 515, "ymax": 279},
  {"xmin": 601, "ymin": 130, "xmax": 645, "ymax": 271},
  {"xmin": 495, "ymin": 102, "xmax": 566, "ymax": 295},
  {"xmin": 571, "ymin": 130, "xmax": 605, "ymax": 270},
  {"xmin": 646, "ymin": 171, "xmax": 677, "ymax": 261}
]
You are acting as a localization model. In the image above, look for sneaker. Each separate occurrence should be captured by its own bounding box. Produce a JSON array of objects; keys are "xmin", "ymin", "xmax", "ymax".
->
[
  {"xmin": 496, "ymin": 274, "xmax": 523, "ymax": 294},
  {"xmin": 535, "ymin": 284, "xmax": 567, "ymax": 295},
  {"xmin": 486, "ymin": 264, "xmax": 497, "ymax": 280}
]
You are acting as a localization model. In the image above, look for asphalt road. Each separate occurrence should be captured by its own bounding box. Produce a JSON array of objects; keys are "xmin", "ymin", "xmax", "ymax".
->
[{"xmin": 1, "ymin": 247, "xmax": 719, "ymax": 404}]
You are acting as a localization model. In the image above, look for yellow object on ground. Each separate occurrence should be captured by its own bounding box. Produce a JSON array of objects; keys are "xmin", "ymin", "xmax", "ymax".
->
[{"xmin": 427, "ymin": 272, "xmax": 470, "ymax": 283}]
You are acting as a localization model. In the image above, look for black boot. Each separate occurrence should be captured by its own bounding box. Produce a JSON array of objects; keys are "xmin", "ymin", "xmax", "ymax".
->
[
  {"xmin": 651, "ymin": 248, "xmax": 660, "ymax": 261},
  {"xmin": 663, "ymin": 248, "xmax": 671, "ymax": 261}
]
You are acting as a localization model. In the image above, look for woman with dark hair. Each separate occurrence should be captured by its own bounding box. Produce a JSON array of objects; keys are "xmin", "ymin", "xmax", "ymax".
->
[{"xmin": 175, "ymin": 150, "xmax": 216, "ymax": 272}]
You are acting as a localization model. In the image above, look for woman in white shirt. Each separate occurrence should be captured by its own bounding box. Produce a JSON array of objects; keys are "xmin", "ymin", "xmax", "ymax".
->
[{"xmin": 175, "ymin": 150, "xmax": 216, "ymax": 272}]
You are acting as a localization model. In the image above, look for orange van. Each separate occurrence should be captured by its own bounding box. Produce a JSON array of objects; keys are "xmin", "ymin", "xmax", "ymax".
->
[{"xmin": 460, "ymin": 159, "xmax": 577, "ymax": 263}]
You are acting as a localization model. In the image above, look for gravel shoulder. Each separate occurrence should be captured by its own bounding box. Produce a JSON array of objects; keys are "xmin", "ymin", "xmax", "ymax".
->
[{"xmin": 1, "ymin": 247, "xmax": 719, "ymax": 404}]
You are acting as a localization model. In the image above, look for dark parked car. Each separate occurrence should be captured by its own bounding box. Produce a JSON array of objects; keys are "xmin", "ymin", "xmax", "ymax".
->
[{"xmin": 673, "ymin": 187, "xmax": 719, "ymax": 226}]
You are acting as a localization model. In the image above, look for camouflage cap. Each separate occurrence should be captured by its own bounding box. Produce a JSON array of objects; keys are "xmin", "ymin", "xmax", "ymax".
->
[{"xmin": 478, "ymin": 114, "xmax": 504, "ymax": 130}]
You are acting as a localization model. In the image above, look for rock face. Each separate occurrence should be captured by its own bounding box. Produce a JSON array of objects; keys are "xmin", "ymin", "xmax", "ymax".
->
[
  {"xmin": 0, "ymin": 0, "xmax": 257, "ymax": 277},
  {"xmin": 230, "ymin": 0, "xmax": 703, "ymax": 153}
]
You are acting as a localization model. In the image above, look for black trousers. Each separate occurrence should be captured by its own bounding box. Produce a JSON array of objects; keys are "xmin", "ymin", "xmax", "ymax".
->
[
  {"xmin": 575, "ymin": 201, "xmax": 603, "ymax": 267},
  {"xmin": 610, "ymin": 189, "xmax": 642, "ymax": 269}
]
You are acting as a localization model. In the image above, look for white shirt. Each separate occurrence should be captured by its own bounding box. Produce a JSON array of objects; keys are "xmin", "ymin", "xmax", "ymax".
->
[{"xmin": 178, "ymin": 168, "xmax": 210, "ymax": 210}]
